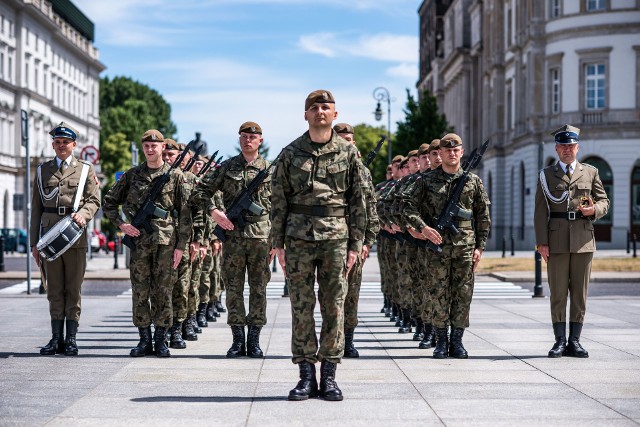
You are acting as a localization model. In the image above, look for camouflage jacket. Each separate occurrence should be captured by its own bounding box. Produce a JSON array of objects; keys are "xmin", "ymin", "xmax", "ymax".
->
[
  {"xmin": 374, "ymin": 179, "xmax": 397, "ymax": 228},
  {"xmin": 270, "ymin": 130, "xmax": 366, "ymax": 253},
  {"xmin": 191, "ymin": 154, "xmax": 271, "ymax": 239},
  {"xmin": 388, "ymin": 172, "xmax": 422, "ymax": 230},
  {"xmin": 102, "ymin": 162, "xmax": 192, "ymax": 248},
  {"xmin": 404, "ymin": 167, "xmax": 491, "ymax": 249},
  {"xmin": 361, "ymin": 165, "xmax": 380, "ymax": 247},
  {"xmin": 396, "ymin": 169, "xmax": 435, "ymax": 229}
]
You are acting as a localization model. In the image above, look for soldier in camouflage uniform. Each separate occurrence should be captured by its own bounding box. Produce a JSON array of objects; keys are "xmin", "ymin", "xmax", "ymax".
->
[
  {"xmin": 404, "ymin": 133, "xmax": 490, "ymax": 359},
  {"xmin": 375, "ymin": 165, "xmax": 394, "ymax": 317},
  {"xmin": 333, "ymin": 123, "xmax": 380, "ymax": 358},
  {"xmin": 271, "ymin": 90, "xmax": 366, "ymax": 402},
  {"xmin": 191, "ymin": 121, "xmax": 273, "ymax": 359},
  {"xmin": 103, "ymin": 130, "xmax": 192, "ymax": 358}
]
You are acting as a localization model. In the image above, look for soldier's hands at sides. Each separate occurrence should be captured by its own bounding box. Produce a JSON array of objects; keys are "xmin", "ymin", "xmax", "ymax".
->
[
  {"xmin": 212, "ymin": 240, "xmax": 222, "ymax": 256},
  {"xmin": 578, "ymin": 196, "xmax": 595, "ymax": 217},
  {"xmin": 472, "ymin": 248, "xmax": 483, "ymax": 272},
  {"xmin": 361, "ymin": 245, "xmax": 370, "ymax": 264},
  {"xmin": 537, "ymin": 244, "xmax": 550, "ymax": 262},
  {"xmin": 269, "ymin": 248, "xmax": 277, "ymax": 264},
  {"xmin": 420, "ymin": 226, "xmax": 442, "ymax": 245},
  {"xmin": 345, "ymin": 250, "xmax": 358, "ymax": 277},
  {"xmin": 31, "ymin": 247, "xmax": 41, "ymax": 267},
  {"xmin": 407, "ymin": 227, "xmax": 424, "ymax": 239},
  {"xmin": 189, "ymin": 242, "xmax": 201, "ymax": 262},
  {"xmin": 391, "ymin": 224, "xmax": 402, "ymax": 232},
  {"xmin": 172, "ymin": 249, "xmax": 184, "ymax": 269},
  {"xmin": 71, "ymin": 212, "xmax": 86, "ymax": 227},
  {"xmin": 199, "ymin": 245, "xmax": 208, "ymax": 258},
  {"xmin": 275, "ymin": 247, "xmax": 286, "ymax": 276},
  {"xmin": 211, "ymin": 209, "xmax": 234, "ymax": 231},
  {"xmin": 119, "ymin": 223, "xmax": 140, "ymax": 237}
]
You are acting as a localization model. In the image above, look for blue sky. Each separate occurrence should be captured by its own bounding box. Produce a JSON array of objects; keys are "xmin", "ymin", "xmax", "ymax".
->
[{"xmin": 74, "ymin": 0, "xmax": 421, "ymax": 157}]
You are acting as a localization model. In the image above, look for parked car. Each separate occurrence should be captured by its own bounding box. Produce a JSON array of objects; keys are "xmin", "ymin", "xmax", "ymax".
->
[
  {"xmin": 1, "ymin": 228, "xmax": 27, "ymax": 253},
  {"xmin": 89, "ymin": 230, "xmax": 108, "ymax": 253}
]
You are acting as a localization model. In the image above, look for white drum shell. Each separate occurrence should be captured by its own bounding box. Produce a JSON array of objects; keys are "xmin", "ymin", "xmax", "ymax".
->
[{"xmin": 36, "ymin": 216, "xmax": 85, "ymax": 261}]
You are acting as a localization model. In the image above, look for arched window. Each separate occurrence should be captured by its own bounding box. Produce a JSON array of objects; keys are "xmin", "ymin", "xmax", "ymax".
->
[
  {"xmin": 581, "ymin": 156, "xmax": 612, "ymax": 241},
  {"xmin": 631, "ymin": 162, "xmax": 640, "ymax": 239}
]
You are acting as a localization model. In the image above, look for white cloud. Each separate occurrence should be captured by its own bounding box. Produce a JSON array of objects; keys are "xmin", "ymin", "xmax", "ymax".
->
[
  {"xmin": 298, "ymin": 33, "xmax": 337, "ymax": 58},
  {"xmin": 387, "ymin": 62, "xmax": 417, "ymax": 79},
  {"xmin": 299, "ymin": 32, "xmax": 418, "ymax": 63}
]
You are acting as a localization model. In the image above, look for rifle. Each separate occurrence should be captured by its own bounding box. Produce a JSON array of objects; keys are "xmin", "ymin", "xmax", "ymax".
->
[
  {"xmin": 122, "ymin": 137, "xmax": 197, "ymax": 250},
  {"xmin": 182, "ymin": 133, "xmax": 203, "ymax": 172},
  {"xmin": 197, "ymin": 150, "xmax": 220, "ymax": 177},
  {"xmin": 212, "ymin": 153, "xmax": 281, "ymax": 242},
  {"xmin": 424, "ymin": 138, "xmax": 490, "ymax": 254},
  {"xmin": 363, "ymin": 135, "xmax": 386, "ymax": 168}
]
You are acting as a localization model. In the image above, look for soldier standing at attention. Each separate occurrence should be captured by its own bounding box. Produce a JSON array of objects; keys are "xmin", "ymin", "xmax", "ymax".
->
[
  {"xmin": 271, "ymin": 90, "xmax": 366, "ymax": 402},
  {"xmin": 375, "ymin": 164, "xmax": 394, "ymax": 317},
  {"xmin": 191, "ymin": 122, "xmax": 273, "ymax": 359},
  {"xmin": 31, "ymin": 122, "xmax": 101, "ymax": 356},
  {"xmin": 404, "ymin": 133, "xmax": 490, "ymax": 359},
  {"xmin": 333, "ymin": 123, "xmax": 380, "ymax": 358},
  {"xmin": 102, "ymin": 130, "xmax": 192, "ymax": 358},
  {"xmin": 534, "ymin": 125, "xmax": 609, "ymax": 358}
]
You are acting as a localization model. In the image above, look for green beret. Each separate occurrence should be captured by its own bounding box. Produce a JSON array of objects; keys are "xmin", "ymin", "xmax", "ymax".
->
[
  {"xmin": 407, "ymin": 150, "xmax": 419, "ymax": 159},
  {"xmin": 239, "ymin": 121, "xmax": 262, "ymax": 134},
  {"xmin": 392, "ymin": 155, "xmax": 405, "ymax": 164},
  {"xmin": 305, "ymin": 89, "xmax": 335, "ymax": 111},
  {"xmin": 163, "ymin": 138, "xmax": 180, "ymax": 150},
  {"xmin": 333, "ymin": 123, "xmax": 354, "ymax": 134},
  {"xmin": 440, "ymin": 133, "xmax": 462, "ymax": 148},
  {"xmin": 418, "ymin": 143, "xmax": 431, "ymax": 156},
  {"xmin": 428, "ymin": 139, "xmax": 441, "ymax": 152},
  {"xmin": 141, "ymin": 129, "xmax": 164, "ymax": 143}
]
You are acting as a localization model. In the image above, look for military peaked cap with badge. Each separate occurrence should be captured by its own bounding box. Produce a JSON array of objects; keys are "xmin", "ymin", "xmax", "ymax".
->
[
  {"xmin": 305, "ymin": 89, "xmax": 335, "ymax": 111},
  {"xmin": 141, "ymin": 129, "xmax": 164, "ymax": 143},
  {"xmin": 49, "ymin": 122, "xmax": 79, "ymax": 141},
  {"xmin": 239, "ymin": 121, "xmax": 263, "ymax": 134},
  {"xmin": 333, "ymin": 123, "xmax": 354, "ymax": 135},
  {"xmin": 551, "ymin": 124, "xmax": 580, "ymax": 144},
  {"xmin": 440, "ymin": 133, "xmax": 462, "ymax": 148}
]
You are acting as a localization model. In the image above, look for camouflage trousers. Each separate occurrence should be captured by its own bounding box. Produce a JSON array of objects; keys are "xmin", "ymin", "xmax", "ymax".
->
[
  {"xmin": 188, "ymin": 254, "xmax": 204, "ymax": 315},
  {"xmin": 130, "ymin": 243, "xmax": 176, "ymax": 328},
  {"xmin": 405, "ymin": 243, "xmax": 424, "ymax": 319},
  {"xmin": 379, "ymin": 236, "xmax": 396, "ymax": 298},
  {"xmin": 198, "ymin": 247, "xmax": 213, "ymax": 304},
  {"xmin": 376, "ymin": 237, "xmax": 389, "ymax": 295},
  {"xmin": 209, "ymin": 251, "xmax": 223, "ymax": 303},
  {"xmin": 285, "ymin": 236, "xmax": 347, "ymax": 364},
  {"xmin": 395, "ymin": 241, "xmax": 413, "ymax": 308},
  {"xmin": 222, "ymin": 235, "xmax": 270, "ymax": 326},
  {"xmin": 344, "ymin": 254, "xmax": 363, "ymax": 329},
  {"xmin": 171, "ymin": 243, "xmax": 191, "ymax": 322},
  {"xmin": 418, "ymin": 249, "xmax": 434, "ymax": 323},
  {"xmin": 426, "ymin": 244, "xmax": 475, "ymax": 328}
]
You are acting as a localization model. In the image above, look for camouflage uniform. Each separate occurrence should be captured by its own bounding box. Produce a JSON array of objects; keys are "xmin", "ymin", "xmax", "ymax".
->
[{"xmin": 270, "ymin": 131, "xmax": 366, "ymax": 364}]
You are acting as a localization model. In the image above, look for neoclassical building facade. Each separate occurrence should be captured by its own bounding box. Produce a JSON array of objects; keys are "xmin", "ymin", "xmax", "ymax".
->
[
  {"xmin": 418, "ymin": 0, "xmax": 640, "ymax": 250},
  {"xmin": 0, "ymin": 0, "xmax": 104, "ymax": 230}
]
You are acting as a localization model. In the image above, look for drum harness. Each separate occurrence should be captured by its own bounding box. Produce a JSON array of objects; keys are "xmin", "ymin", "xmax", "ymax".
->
[{"xmin": 37, "ymin": 161, "xmax": 91, "ymax": 215}]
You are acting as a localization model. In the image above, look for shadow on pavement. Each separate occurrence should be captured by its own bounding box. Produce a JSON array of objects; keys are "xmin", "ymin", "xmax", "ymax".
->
[{"xmin": 131, "ymin": 396, "xmax": 286, "ymax": 403}]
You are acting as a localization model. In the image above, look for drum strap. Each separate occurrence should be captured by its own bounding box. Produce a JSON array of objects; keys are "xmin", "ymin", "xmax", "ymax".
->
[{"xmin": 72, "ymin": 163, "xmax": 90, "ymax": 212}]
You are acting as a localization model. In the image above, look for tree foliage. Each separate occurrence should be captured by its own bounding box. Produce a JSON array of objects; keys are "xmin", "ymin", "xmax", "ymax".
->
[{"xmin": 353, "ymin": 123, "xmax": 391, "ymax": 185}]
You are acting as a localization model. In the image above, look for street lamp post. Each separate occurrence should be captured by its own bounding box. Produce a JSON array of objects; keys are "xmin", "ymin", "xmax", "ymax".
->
[{"xmin": 373, "ymin": 87, "xmax": 392, "ymax": 164}]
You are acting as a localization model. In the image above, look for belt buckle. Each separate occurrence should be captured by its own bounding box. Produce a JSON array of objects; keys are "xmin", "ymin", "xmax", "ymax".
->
[
  {"xmin": 58, "ymin": 206, "xmax": 66, "ymax": 216},
  {"xmin": 567, "ymin": 211, "xmax": 576, "ymax": 221}
]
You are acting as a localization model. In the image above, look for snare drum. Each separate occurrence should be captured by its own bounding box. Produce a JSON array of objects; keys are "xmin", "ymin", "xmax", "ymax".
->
[{"xmin": 36, "ymin": 216, "xmax": 85, "ymax": 261}]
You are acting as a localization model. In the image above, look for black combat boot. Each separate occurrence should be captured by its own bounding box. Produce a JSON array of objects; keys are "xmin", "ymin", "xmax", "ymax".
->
[
  {"xmin": 565, "ymin": 322, "xmax": 589, "ymax": 358},
  {"xmin": 288, "ymin": 361, "xmax": 318, "ymax": 401},
  {"xmin": 226, "ymin": 326, "xmax": 246, "ymax": 358},
  {"xmin": 40, "ymin": 319, "xmax": 65, "ymax": 355},
  {"xmin": 154, "ymin": 326, "xmax": 171, "ymax": 357},
  {"xmin": 182, "ymin": 315, "xmax": 198, "ymax": 341},
  {"xmin": 169, "ymin": 320, "xmax": 186, "ymax": 349},
  {"xmin": 384, "ymin": 296, "xmax": 392, "ymax": 318},
  {"xmin": 190, "ymin": 314, "xmax": 202, "ymax": 334},
  {"xmin": 419, "ymin": 324, "xmax": 436, "ymax": 349},
  {"xmin": 206, "ymin": 301, "xmax": 218, "ymax": 322},
  {"xmin": 130, "ymin": 326, "xmax": 154, "ymax": 357},
  {"xmin": 319, "ymin": 360, "xmax": 343, "ymax": 401},
  {"xmin": 246, "ymin": 325, "xmax": 264, "ymax": 358},
  {"xmin": 449, "ymin": 327, "xmax": 468, "ymax": 359},
  {"xmin": 344, "ymin": 328, "xmax": 359, "ymax": 358},
  {"xmin": 390, "ymin": 303, "xmax": 399, "ymax": 322},
  {"xmin": 380, "ymin": 296, "xmax": 386, "ymax": 313},
  {"xmin": 433, "ymin": 327, "xmax": 449, "ymax": 359},
  {"xmin": 548, "ymin": 322, "xmax": 567, "ymax": 358},
  {"xmin": 196, "ymin": 303, "xmax": 209, "ymax": 327},
  {"xmin": 64, "ymin": 320, "xmax": 79, "ymax": 356},
  {"xmin": 413, "ymin": 318, "xmax": 424, "ymax": 341},
  {"xmin": 398, "ymin": 308, "xmax": 412, "ymax": 333},
  {"xmin": 215, "ymin": 300, "xmax": 226, "ymax": 313}
]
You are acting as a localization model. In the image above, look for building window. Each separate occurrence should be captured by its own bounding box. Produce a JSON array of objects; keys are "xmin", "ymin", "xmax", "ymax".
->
[
  {"xmin": 520, "ymin": 162, "xmax": 525, "ymax": 240},
  {"xmin": 506, "ymin": 85, "xmax": 513, "ymax": 129},
  {"xmin": 550, "ymin": 68, "xmax": 561, "ymax": 114},
  {"xmin": 632, "ymin": 165, "xmax": 640, "ymax": 237},
  {"xmin": 586, "ymin": 0, "xmax": 606, "ymax": 11},
  {"xmin": 506, "ymin": 6, "xmax": 512, "ymax": 48},
  {"xmin": 24, "ymin": 61, "xmax": 29, "ymax": 88},
  {"xmin": 585, "ymin": 63, "xmax": 606, "ymax": 109},
  {"xmin": 549, "ymin": 0, "xmax": 561, "ymax": 18},
  {"xmin": 0, "ymin": 51, "xmax": 4, "ymax": 79}
]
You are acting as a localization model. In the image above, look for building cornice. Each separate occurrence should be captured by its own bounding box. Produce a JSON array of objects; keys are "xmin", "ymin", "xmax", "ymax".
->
[{"xmin": 547, "ymin": 22, "xmax": 640, "ymax": 44}]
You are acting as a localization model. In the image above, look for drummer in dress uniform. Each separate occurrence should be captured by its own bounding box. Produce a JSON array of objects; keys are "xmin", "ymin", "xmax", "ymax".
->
[
  {"xmin": 534, "ymin": 124, "xmax": 609, "ymax": 358},
  {"xmin": 30, "ymin": 122, "xmax": 101, "ymax": 356}
]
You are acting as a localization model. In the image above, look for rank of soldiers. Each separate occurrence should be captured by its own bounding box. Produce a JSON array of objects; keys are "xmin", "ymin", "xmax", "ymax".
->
[{"xmin": 33, "ymin": 89, "xmax": 609, "ymax": 402}]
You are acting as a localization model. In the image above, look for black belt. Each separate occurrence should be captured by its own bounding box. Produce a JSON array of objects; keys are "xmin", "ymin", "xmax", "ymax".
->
[
  {"xmin": 289, "ymin": 204, "xmax": 346, "ymax": 217},
  {"xmin": 43, "ymin": 207, "xmax": 73, "ymax": 216},
  {"xmin": 550, "ymin": 211, "xmax": 586, "ymax": 221},
  {"xmin": 240, "ymin": 214, "xmax": 269, "ymax": 224}
]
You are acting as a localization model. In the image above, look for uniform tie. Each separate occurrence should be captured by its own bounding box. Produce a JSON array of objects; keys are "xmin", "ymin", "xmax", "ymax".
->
[{"xmin": 566, "ymin": 164, "xmax": 572, "ymax": 180}]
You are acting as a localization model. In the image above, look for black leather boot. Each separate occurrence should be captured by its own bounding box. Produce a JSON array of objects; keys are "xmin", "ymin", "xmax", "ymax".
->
[
  {"xmin": 384, "ymin": 296, "xmax": 392, "ymax": 318},
  {"xmin": 433, "ymin": 327, "xmax": 449, "ymax": 359},
  {"xmin": 380, "ymin": 296, "xmax": 386, "ymax": 313},
  {"xmin": 197, "ymin": 303, "xmax": 208, "ymax": 327},
  {"xmin": 169, "ymin": 321, "xmax": 187, "ymax": 349},
  {"xmin": 344, "ymin": 328, "xmax": 359, "ymax": 358},
  {"xmin": 548, "ymin": 322, "xmax": 567, "ymax": 358},
  {"xmin": 418, "ymin": 324, "xmax": 435, "ymax": 349},
  {"xmin": 182, "ymin": 315, "xmax": 198, "ymax": 341},
  {"xmin": 226, "ymin": 326, "xmax": 246, "ymax": 358},
  {"xmin": 64, "ymin": 320, "xmax": 79, "ymax": 356},
  {"xmin": 319, "ymin": 360, "xmax": 343, "ymax": 401},
  {"xmin": 40, "ymin": 319, "xmax": 65, "ymax": 355},
  {"xmin": 246, "ymin": 325, "xmax": 264, "ymax": 358},
  {"xmin": 449, "ymin": 327, "xmax": 468, "ymax": 359},
  {"xmin": 413, "ymin": 319, "xmax": 424, "ymax": 341},
  {"xmin": 390, "ymin": 303, "xmax": 399, "ymax": 322},
  {"xmin": 154, "ymin": 327, "xmax": 171, "ymax": 357},
  {"xmin": 215, "ymin": 300, "xmax": 226, "ymax": 313},
  {"xmin": 130, "ymin": 326, "xmax": 154, "ymax": 357},
  {"xmin": 191, "ymin": 314, "xmax": 202, "ymax": 334},
  {"xmin": 565, "ymin": 322, "xmax": 589, "ymax": 358},
  {"xmin": 288, "ymin": 361, "xmax": 318, "ymax": 401},
  {"xmin": 398, "ymin": 308, "xmax": 412, "ymax": 333},
  {"xmin": 206, "ymin": 301, "xmax": 218, "ymax": 322}
]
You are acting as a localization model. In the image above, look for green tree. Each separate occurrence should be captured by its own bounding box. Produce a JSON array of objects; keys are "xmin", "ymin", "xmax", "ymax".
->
[
  {"xmin": 100, "ymin": 132, "xmax": 132, "ymax": 189},
  {"xmin": 394, "ymin": 89, "xmax": 453, "ymax": 157},
  {"xmin": 353, "ymin": 123, "xmax": 391, "ymax": 185}
]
